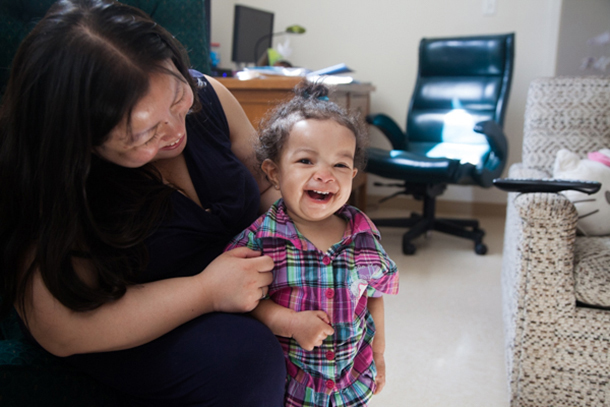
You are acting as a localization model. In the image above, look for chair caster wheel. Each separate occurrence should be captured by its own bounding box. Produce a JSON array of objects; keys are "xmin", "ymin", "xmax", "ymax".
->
[
  {"xmin": 403, "ymin": 241, "xmax": 416, "ymax": 255},
  {"xmin": 475, "ymin": 243, "xmax": 488, "ymax": 255}
]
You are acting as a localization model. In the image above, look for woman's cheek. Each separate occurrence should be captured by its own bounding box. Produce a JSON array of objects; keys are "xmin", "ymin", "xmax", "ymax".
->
[{"xmin": 131, "ymin": 145, "xmax": 159, "ymax": 166}]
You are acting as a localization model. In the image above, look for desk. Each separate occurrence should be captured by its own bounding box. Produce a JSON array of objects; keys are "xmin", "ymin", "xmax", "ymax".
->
[{"xmin": 216, "ymin": 76, "xmax": 375, "ymax": 211}]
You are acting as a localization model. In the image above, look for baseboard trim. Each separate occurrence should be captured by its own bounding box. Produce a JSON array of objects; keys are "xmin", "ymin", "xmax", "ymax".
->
[{"xmin": 366, "ymin": 195, "xmax": 506, "ymax": 218}]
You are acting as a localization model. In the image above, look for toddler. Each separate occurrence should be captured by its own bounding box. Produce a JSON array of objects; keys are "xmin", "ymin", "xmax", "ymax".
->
[{"xmin": 226, "ymin": 81, "xmax": 399, "ymax": 407}]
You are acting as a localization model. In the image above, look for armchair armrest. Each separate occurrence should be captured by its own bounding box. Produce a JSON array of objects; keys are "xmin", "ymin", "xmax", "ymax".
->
[
  {"xmin": 502, "ymin": 190, "xmax": 579, "ymax": 363},
  {"xmin": 366, "ymin": 113, "xmax": 407, "ymax": 150},
  {"xmin": 503, "ymin": 191, "xmax": 579, "ymax": 321},
  {"xmin": 513, "ymin": 192, "xmax": 579, "ymax": 228}
]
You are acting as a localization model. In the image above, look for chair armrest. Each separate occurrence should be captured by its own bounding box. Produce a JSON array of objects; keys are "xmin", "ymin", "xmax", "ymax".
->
[
  {"xmin": 365, "ymin": 113, "xmax": 407, "ymax": 150},
  {"xmin": 474, "ymin": 120, "xmax": 508, "ymax": 163},
  {"xmin": 472, "ymin": 120, "xmax": 508, "ymax": 186}
]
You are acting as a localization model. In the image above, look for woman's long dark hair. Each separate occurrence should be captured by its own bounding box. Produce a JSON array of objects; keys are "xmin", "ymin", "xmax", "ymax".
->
[{"xmin": 0, "ymin": 0, "xmax": 201, "ymax": 320}]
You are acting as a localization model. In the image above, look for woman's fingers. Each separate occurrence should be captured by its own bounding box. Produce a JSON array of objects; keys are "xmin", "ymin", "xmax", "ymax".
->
[{"xmin": 201, "ymin": 249, "xmax": 274, "ymax": 313}]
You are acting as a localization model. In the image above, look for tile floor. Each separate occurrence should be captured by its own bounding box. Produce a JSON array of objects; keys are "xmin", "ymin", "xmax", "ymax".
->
[{"xmin": 366, "ymin": 207, "xmax": 509, "ymax": 407}]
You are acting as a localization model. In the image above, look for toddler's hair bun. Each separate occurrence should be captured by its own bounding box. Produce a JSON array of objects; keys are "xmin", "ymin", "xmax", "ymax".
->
[{"xmin": 295, "ymin": 80, "xmax": 329, "ymax": 101}]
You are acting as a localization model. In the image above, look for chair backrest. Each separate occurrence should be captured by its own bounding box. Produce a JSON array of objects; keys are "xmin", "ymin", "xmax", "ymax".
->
[
  {"xmin": 522, "ymin": 76, "xmax": 610, "ymax": 173},
  {"xmin": 0, "ymin": 0, "xmax": 56, "ymax": 95},
  {"xmin": 0, "ymin": 0, "xmax": 210, "ymax": 95},
  {"xmin": 407, "ymin": 33, "xmax": 514, "ymax": 145}
]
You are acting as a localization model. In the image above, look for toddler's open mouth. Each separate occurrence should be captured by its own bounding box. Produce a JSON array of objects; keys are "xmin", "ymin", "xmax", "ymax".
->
[{"xmin": 307, "ymin": 190, "xmax": 333, "ymax": 202}]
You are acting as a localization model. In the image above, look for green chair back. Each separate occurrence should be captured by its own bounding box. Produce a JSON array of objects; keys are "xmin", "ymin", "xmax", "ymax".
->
[{"xmin": 0, "ymin": 0, "xmax": 210, "ymax": 95}]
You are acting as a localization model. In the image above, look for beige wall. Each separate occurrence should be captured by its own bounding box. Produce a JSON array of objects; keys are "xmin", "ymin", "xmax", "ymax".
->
[
  {"xmin": 556, "ymin": 0, "xmax": 610, "ymax": 76},
  {"xmin": 210, "ymin": 0, "xmax": 563, "ymax": 205}
]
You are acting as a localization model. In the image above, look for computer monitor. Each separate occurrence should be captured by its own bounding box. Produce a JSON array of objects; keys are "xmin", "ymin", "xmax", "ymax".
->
[{"xmin": 231, "ymin": 5, "xmax": 274, "ymax": 65}]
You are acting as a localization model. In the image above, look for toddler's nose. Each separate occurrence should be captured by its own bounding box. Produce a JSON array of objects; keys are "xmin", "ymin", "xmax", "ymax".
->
[{"xmin": 314, "ymin": 167, "xmax": 334, "ymax": 183}]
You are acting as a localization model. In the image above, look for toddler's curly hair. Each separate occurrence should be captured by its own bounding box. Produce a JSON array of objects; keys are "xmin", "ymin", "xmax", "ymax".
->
[{"xmin": 256, "ymin": 80, "xmax": 369, "ymax": 171}]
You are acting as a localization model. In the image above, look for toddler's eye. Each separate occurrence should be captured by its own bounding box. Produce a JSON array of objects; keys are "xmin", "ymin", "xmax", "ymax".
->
[{"xmin": 298, "ymin": 158, "xmax": 312, "ymax": 165}]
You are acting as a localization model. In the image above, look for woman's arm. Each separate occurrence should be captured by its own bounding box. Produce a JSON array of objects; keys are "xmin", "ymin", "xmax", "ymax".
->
[
  {"xmin": 18, "ymin": 247, "xmax": 273, "ymax": 357},
  {"xmin": 367, "ymin": 296, "xmax": 386, "ymax": 394},
  {"xmin": 205, "ymin": 76, "xmax": 281, "ymax": 211}
]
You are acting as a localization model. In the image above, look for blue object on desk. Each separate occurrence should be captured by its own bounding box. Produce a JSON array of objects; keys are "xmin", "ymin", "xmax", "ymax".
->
[{"xmin": 309, "ymin": 63, "xmax": 353, "ymax": 76}]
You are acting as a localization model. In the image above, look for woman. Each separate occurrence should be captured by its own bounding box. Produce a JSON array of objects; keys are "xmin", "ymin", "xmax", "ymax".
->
[{"xmin": 0, "ymin": 0, "xmax": 285, "ymax": 405}]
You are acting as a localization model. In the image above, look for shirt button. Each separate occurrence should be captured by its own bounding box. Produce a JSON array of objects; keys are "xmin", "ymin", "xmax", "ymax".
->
[
  {"xmin": 325, "ymin": 288, "xmax": 334, "ymax": 299},
  {"xmin": 325, "ymin": 351, "xmax": 335, "ymax": 360},
  {"xmin": 322, "ymin": 256, "xmax": 331, "ymax": 265},
  {"xmin": 325, "ymin": 379, "xmax": 335, "ymax": 390}
]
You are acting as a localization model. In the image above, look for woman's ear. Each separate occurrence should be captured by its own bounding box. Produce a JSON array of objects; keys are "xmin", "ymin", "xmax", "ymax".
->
[
  {"xmin": 352, "ymin": 168, "xmax": 358, "ymax": 179},
  {"xmin": 261, "ymin": 159, "xmax": 280, "ymax": 190}
]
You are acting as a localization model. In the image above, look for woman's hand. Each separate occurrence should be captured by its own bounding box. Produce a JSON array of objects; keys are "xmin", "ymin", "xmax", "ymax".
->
[
  {"xmin": 199, "ymin": 247, "xmax": 274, "ymax": 313},
  {"xmin": 373, "ymin": 351, "xmax": 386, "ymax": 394},
  {"xmin": 290, "ymin": 310, "xmax": 335, "ymax": 351}
]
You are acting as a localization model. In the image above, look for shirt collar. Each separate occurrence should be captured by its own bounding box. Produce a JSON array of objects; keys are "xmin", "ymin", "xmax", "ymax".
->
[{"xmin": 255, "ymin": 199, "xmax": 381, "ymax": 250}]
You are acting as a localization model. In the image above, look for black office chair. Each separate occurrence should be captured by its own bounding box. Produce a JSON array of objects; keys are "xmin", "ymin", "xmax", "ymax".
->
[{"xmin": 366, "ymin": 33, "xmax": 514, "ymax": 255}]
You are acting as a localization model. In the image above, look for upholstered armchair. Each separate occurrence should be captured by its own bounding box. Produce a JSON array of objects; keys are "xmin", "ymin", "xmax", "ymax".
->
[{"xmin": 502, "ymin": 76, "xmax": 610, "ymax": 406}]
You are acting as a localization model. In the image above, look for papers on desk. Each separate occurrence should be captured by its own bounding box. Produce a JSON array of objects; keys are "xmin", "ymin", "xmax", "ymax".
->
[
  {"xmin": 309, "ymin": 63, "xmax": 353, "ymax": 76},
  {"xmin": 235, "ymin": 66, "xmax": 309, "ymax": 79},
  {"xmin": 234, "ymin": 63, "xmax": 355, "ymax": 84},
  {"xmin": 307, "ymin": 75, "xmax": 354, "ymax": 85}
]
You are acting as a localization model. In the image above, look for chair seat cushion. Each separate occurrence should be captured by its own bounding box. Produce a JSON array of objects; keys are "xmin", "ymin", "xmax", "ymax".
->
[
  {"xmin": 410, "ymin": 141, "xmax": 490, "ymax": 166},
  {"xmin": 367, "ymin": 147, "xmax": 460, "ymax": 184},
  {"xmin": 366, "ymin": 141, "xmax": 485, "ymax": 185},
  {"xmin": 574, "ymin": 236, "xmax": 610, "ymax": 307}
]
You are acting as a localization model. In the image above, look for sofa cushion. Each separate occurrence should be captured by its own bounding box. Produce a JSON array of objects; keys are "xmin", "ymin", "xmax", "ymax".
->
[{"xmin": 574, "ymin": 236, "xmax": 610, "ymax": 307}]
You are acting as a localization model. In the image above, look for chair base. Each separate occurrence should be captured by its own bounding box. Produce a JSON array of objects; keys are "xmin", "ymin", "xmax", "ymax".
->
[
  {"xmin": 372, "ymin": 184, "xmax": 487, "ymax": 255},
  {"xmin": 373, "ymin": 214, "xmax": 487, "ymax": 255}
]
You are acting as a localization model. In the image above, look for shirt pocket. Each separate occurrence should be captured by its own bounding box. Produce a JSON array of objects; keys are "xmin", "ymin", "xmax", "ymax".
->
[{"xmin": 347, "ymin": 263, "xmax": 380, "ymax": 301}]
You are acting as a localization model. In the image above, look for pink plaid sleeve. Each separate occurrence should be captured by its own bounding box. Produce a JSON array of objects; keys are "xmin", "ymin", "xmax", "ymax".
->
[{"xmin": 364, "ymin": 238, "xmax": 399, "ymax": 298}]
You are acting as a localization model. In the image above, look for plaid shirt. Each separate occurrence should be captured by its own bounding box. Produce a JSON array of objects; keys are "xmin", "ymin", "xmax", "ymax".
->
[{"xmin": 226, "ymin": 199, "xmax": 399, "ymax": 406}]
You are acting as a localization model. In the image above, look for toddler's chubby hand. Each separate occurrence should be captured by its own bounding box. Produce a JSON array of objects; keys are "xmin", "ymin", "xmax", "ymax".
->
[
  {"xmin": 291, "ymin": 310, "xmax": 334, "ymax": 351},
  {"xmin": 373, "ymin": 351, "xmax": 386, "ymax": 394}
]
